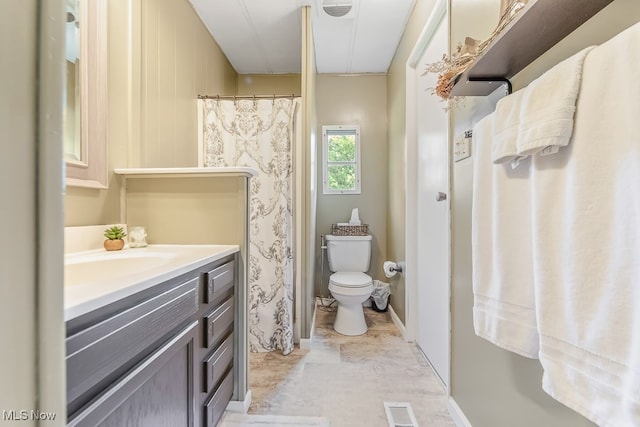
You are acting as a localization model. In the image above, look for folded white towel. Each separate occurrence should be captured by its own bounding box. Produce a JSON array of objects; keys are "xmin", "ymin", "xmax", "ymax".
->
[
  {"xmin": 492, "ymin": 88, "xmax": 526, "ymax": 166},
  {"xmin": 517, "ymin": 46, "xmax": 595, "ymax": 157},
  {"xmin": 472, "ymin": 113, "xmax": 538, "ymax": 359},
  {"xmin": 530, "ymin": 23, "xmax": 640, "ymax": 427}
]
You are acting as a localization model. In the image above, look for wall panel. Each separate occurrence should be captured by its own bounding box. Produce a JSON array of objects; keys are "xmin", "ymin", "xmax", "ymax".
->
[{"xmin": 65, "ymin": 0, "xmax": 237, "ymax": 226}]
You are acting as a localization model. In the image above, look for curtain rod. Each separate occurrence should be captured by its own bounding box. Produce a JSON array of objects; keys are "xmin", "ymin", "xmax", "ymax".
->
[{"xmin": 198, "ymin": 94, "xmax": 299, "ymax": 100}]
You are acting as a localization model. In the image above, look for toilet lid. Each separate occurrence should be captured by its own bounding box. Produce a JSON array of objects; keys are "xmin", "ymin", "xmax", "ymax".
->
[{"xmin": 329, "ymin": 272, "xmax": 372, "ymax": 288}]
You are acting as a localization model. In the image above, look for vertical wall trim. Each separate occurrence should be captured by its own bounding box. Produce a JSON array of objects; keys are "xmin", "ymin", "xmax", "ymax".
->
[
  {"xmin": 300, "ymin": 6, "xmax": 313, "ymax": 339},
  {"xmin": 236, "ymin": 177, "xmax": 250, "ymax": 403},
  {"xmin": 300, "ymin": 5, "xmax": 309, "ymax": 339},
  {"xmin": 1, "ymin": 2, "xmax": 38, "ymax": 422},
  {"xmin": 404, "ymin": 62, "xmax": 418, "ymax": 343},
  {"xmin": 306, "ymin": 8, "xmax": 318, "ymax": 341},
  {"xmin": 39, "ymin": 0, "xmax": 66, "ymax": 422},
  {"xmin": 407, "ymin": 0, "xmax": 448, "ymax": 67},
  {"xmin": 293, "ymin": 99, "xmax": 303, "ymax": 343}
]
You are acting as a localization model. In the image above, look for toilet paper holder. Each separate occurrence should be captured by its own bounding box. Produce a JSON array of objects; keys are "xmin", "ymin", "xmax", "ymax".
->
[
  {"xmin": 383, "ymin": 261, "xmax": 403, "ymax": 278},
  {"xmin": 389, "ymin": 264, "xmax": 403, "ymax": 273}
]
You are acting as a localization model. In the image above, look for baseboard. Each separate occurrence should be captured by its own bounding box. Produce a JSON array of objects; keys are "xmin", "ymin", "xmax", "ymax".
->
[
  {"xmin": 388, "ymin": 304, "xmax": 407, "ymax": 340},
  {"xmin": 447, "ymin": 397, "xmax": 473, "ymax": 427},
  {"xmin": 299, "ymin": 337, "xmax": 312, "ymax": 350},
  {"xmin": 226, "ymin": 390, "xmax": 252, "ymax": 413},
  {"xmin": 299, "ymin": 299, "xmax": 318, "ymax": 350}
]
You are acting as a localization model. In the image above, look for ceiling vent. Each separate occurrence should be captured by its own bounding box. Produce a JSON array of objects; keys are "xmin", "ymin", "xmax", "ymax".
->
[{"xmin": 322, "ymin": 0, "xmax": 353, "ymax": 17}]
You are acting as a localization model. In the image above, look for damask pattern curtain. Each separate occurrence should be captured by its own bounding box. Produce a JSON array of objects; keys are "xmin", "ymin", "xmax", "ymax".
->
[{"xmin": 203, "ymin": 98, "xmax": 300, "ymax": 355}]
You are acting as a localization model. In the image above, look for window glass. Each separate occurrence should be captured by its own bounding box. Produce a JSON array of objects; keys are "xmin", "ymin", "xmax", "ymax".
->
[
  {"xmin": 322, "ymin": 126, "xmax": 361, "ymax": 194},
  {"xmin": 328, "ymin": 133, "xmax": 356, "ymax": 162},
  {"xmin": 328, "ymin": 164, "xmax": 356, "ymax": 191}
]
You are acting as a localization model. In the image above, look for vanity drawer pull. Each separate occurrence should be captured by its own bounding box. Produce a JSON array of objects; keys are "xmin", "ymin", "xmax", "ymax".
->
[
  {"xmin": 203, "ymin": 334, "xmax": 233, "ymax": 393},
  {"xmin": 204, "ymin": 297, "xmax": 234, "ymax": 349},
  {"xmin": 203, "ymin": 370, "xmax": 234, "ymax": 427},
  {"xmin": 205, "ymin": 261, "xmax": 234, "ymax": 304}
]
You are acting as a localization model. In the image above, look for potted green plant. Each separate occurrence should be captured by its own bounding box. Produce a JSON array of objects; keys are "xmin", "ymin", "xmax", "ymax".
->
[{"xmin": 103, "ymin": 226, "xmax": 127, "ymax": 251}]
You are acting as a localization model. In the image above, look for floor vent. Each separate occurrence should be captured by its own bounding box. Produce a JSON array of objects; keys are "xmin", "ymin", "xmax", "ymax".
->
[{"xmin": 384, "ymin": 402, "xmax": 419, "ymax": 427}]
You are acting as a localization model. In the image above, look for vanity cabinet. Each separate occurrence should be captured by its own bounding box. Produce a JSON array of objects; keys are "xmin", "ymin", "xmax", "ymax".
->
[{"xmin": 66, "ymin": 255, "xmax": 237, "ymax": 427}]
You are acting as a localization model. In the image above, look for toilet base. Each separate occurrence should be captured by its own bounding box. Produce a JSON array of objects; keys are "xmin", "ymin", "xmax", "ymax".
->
[{"xmin": 334, "ymin": 302, "xmax": 368, "ymax": 336}]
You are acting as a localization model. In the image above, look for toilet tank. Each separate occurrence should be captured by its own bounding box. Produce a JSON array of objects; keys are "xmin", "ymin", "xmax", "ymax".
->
[{"xmin": 325, "ymin": 234, "xmax": 372, "ymax": 272}]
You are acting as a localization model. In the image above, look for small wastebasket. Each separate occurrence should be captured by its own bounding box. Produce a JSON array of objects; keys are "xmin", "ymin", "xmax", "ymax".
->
[{"xmin": 370, "ymin": 280, "xmax": 390, "ymax": 312}]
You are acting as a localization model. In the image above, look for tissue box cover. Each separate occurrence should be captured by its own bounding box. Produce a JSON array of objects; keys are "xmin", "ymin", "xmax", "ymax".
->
[{"xmin": 331, "ymin": 224, "xmax": 369, "ymax": 236}]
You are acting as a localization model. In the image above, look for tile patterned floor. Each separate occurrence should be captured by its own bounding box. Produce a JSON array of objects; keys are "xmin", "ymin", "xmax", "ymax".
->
[{"xmin": 245, "ymin": 303, "xmax": 456, "ymax": 427}]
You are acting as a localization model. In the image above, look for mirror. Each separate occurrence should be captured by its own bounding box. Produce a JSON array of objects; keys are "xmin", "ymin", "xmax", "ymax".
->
[{"xmin": 64, "ymin": 0, "xmax": 108, "ymax": 189}]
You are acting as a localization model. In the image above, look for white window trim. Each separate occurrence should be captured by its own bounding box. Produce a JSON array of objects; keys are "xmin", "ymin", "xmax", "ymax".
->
[{"xmin": 322, "ymin": 125, "xmax": 361, "ymax": 195}]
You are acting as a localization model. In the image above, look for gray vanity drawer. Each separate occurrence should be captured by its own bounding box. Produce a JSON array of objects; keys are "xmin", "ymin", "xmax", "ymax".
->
[
  {"xmin": 204, "ymin": 297, "xmax": 233, "ymax": 349},
  {"xmin": 203, "ymin": 370, "xmax": 233, "ymax": 427},
  {"xmin": 203, "ymin": 334, "xmax": 233, "ymax": 394},
  {"xmin": 66, "ymin": 277, "xmax": 199, "ymax": 408},
  {"xmin": 68, "ymin": 321, "xmax": 199, "ymax": 427},
  {"xmin": 205, "ymin": 261, "xmax": 234, "ymax": 304}
]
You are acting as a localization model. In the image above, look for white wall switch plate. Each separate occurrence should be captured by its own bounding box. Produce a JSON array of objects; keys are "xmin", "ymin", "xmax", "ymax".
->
[{"xmin": 454, "ymin": 133, "xmax": 471, "ymax": 162}]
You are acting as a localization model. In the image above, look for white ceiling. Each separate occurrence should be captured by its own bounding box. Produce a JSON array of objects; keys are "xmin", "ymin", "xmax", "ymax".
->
[{"xmin": 189, "ymin": 0, "xmax": 416, "ymax": 74}]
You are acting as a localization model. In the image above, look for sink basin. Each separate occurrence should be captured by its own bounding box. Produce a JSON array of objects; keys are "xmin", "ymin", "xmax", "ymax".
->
[{"xmin": 65, "ymin": 251, "xmax": 175, "ymax": 287}]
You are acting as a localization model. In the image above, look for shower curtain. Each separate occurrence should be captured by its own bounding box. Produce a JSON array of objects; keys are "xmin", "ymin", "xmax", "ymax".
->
[{"xmin": 203, "ymin": 98, "xmax": 300, "ymax": 355}]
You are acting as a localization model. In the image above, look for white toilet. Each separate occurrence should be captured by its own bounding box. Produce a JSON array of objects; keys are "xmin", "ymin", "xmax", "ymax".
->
[{"xmin": 325, "ymin": 234, "xmax": 374, "ymax": 336}]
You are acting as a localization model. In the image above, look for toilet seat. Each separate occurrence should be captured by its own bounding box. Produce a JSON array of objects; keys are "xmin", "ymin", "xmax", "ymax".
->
[
  {"xmin": 329, "ymin": 272, "xmax": 372, "ymax": 288},
  {"xmin": 329, "ymin": 272, "xmax": 373, "ymax": 296}
]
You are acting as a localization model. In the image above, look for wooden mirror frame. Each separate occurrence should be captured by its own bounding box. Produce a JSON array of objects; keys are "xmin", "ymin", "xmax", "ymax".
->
[{"xmin": 65, "ymin": 0, "xmax": 108, "ymax": 189}]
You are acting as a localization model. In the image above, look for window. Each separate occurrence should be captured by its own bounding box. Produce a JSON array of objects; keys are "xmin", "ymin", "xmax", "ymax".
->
[{"xmin": 322, "ymin": 125, "xmax": 361, "ymax": 194}]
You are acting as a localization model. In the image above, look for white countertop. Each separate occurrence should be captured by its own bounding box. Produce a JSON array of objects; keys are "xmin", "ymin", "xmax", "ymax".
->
[{"xmin": 64, "ymin": 244, "xmax": 239, "ymax": 321}]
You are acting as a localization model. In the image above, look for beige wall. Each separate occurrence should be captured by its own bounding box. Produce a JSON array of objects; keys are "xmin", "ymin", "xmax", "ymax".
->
[
  {"xmin": 65, "ymin": 0, "xmax": 237, "ymax": 226},
  {"xmin": 315, "ymin": 75, "xmax": 388, "ymax": 297},
  {"xmin": 386, "ymin": 0, "xmax": 438, "ymax": 322},
  {"xmin": 140, "ymin": 0, "xmax": 236, "ymax": 168},
  {"xmin": 237, "ymin": 74, "xmax": 301, "ymax": 96},
  {"xmin": 124, "ymin": 177, "xmax": 246, "ymax": 245},
  {"xmin": 449, "ymin": 0, "xmax": 640, "ymax": 426}
]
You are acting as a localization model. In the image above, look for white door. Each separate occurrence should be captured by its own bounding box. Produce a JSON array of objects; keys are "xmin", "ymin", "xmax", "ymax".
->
[{"xmin": 415, "ymin": 13, "xmax": 450, "ymax": 386}]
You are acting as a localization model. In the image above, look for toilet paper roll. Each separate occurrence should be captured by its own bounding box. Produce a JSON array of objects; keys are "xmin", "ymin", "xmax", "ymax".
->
[{"xmin": 383, "ymin": 261, "xmax": 398, "ymax": 278}]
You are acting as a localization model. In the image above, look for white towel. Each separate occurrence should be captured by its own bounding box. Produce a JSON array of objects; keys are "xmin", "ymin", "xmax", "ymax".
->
[
  {"xmin": 517, "ymin": 46, "xmax": 595, "ymax": 157},
  {"xmin": 472, "ymin": 113, "xmax": 539, "ymax": 359},
  {"xmin": 530, "ymin": 22, "xmax": 640, "ymax": 426},
  {"xmin": 492, "ymin": 88, "xmax": 526, "ymax": 166}
]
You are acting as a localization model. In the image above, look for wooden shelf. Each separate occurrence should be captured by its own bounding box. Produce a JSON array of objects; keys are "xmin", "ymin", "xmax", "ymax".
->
[{"xmin": 450, "ymin": 0, "xmax": 613, "ymax": 96}]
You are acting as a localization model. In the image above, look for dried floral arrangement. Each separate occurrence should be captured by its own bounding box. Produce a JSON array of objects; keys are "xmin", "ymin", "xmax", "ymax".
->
[{"xmin": 423, "ymin": 0, "xmax": 529, "ymax": 101}]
